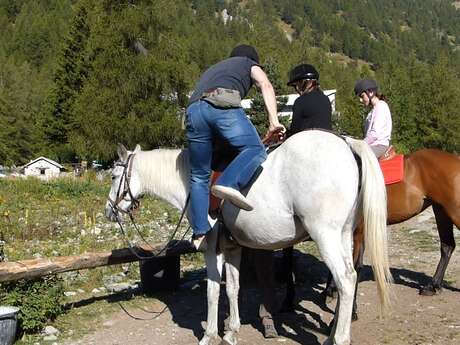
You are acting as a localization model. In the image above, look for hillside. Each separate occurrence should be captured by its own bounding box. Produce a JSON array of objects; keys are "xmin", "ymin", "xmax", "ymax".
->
[{"xmin": 0, "ymin": 0, "xmax": 459, "ymax": 165}]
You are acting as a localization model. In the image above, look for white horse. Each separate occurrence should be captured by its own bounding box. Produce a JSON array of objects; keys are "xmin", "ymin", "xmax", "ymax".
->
[{"xmin": 105, "ymin": 130, "xmax": 392, "ymax": 345}]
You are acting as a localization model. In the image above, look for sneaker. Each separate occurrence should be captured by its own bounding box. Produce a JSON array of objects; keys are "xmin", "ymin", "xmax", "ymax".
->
[
  {"xmin": 211, "ymin": 185, "xmax": 253, "ymax": 211},
  {"xmin": 192, "ymin": 234, "xmax": 207, "ymax": 252}
]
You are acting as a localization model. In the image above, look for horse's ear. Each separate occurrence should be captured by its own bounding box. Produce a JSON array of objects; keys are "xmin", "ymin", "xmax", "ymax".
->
[
  {"xmin": 117, "ymin": 143, "xmax": 128, "ymax": 161},
  {"xmin": 134, "ymin": 144, "xmax": 142, "ymax": 153}
]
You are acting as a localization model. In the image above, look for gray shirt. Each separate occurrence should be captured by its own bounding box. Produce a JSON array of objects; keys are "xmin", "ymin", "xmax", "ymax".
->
[{"xmin": 188, "ymin": 56, "xmax": 259, "ymax": 105}]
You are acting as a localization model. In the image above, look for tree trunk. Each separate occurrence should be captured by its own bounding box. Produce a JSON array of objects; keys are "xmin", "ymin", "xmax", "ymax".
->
[{"xmin": 0, "ymin": 240, "xmax": 195, "ymax": 283}]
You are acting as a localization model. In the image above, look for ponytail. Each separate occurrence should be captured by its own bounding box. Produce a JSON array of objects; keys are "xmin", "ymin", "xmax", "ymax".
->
[
  {"xmin": 376, "ymin": 93, "xmax": 387, "ymax": 102},
  {"xmin": 298, "ymin": 79, "xmax": 320, "ymax": 94}
]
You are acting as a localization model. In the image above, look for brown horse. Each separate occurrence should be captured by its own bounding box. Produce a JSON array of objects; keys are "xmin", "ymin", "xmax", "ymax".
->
[
  {"xmin": 259, "ymin": 148, "xmax": 460, "ymax": 327},
  {"xmin": 355, "ymin": 148, "xmax": 460, "ymax": 295}
]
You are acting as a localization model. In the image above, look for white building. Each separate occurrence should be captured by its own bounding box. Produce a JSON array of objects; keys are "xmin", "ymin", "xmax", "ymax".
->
[
  {"xmin": 23, "ymin": 157, "xmax": 65, "ymax": 180},
  {"xmin": 241, "ymin": 89, "xmax": 337, "ymax": 119}
]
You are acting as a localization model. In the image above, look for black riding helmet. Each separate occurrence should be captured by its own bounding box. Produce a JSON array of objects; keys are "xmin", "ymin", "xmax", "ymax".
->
[
  {"xmin": 354, "ymin": 79, "xmax": 378, "ymax": 96},
  {"xmin": 287, "ymin": 64, "xmax": 319, "ymax": 86},
  {"xmin": 230, "ymin": 44, "xmax": 260, "ymax": 64}
]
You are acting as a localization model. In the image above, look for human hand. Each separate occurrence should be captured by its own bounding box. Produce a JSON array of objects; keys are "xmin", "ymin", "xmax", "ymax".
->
[{"xmin": 262, "ymin": 123, "xmax": 286, "ymax": 145}]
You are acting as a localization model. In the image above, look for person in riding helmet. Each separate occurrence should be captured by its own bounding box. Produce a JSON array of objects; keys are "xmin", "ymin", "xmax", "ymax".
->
[
  {"xmin": 354, "ymin": 79, "xmax": 392, "ymax": 158},
  {"xmin": 186, "ymin": 44, "xmax": 286, "ymax": 251},
  {"xmin": 253, "ymin": 63, "xmax": 333, "ymax": 333},
  {"xmin": 286, "ymin": 63, "xmax": 332, "ymax": 136}
]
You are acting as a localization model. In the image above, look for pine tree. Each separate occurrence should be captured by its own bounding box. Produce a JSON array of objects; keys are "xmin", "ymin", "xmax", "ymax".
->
[
  {"xmin": 377, "ymin": 58, "xmax": 420, "ymax": 153},
  {"xmin": 69, "ymin": 0, "xmax": 192, "ymax": 161},
  {"xmin": 416, "ymin": 55, "xmax": 460, "ymax": 152},
  {"xmin": 38, "ymin": 3, "xmax": 91, "ymax": 162}
]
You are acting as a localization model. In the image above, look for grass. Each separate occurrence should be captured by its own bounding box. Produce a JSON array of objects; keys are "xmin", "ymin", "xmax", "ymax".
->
[
  {"xmin": 0, "ymin": 174, "xmax": 189, "ymax": 259},
  {"xmin": 0, "ymin": 173, "xmax": 196, "ymax": 343},
  {"xmin": 15, "ymin": 293, "xmax": 143, "ymax": 345}
]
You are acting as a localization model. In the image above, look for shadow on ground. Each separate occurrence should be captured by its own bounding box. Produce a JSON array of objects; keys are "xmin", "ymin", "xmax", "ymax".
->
[
  {"xmin": 357, "ymin": 265, "xmax": 460, "ymax": 293},
  {"xmin": 65, "ymin": 248, "xmax": 460, "ymax": 344}
]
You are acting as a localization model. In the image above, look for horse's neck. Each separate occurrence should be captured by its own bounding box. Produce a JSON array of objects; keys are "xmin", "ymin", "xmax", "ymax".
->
[{"xmin": 137, "ymin": 149, "xmax": 189, "ymax": 210}]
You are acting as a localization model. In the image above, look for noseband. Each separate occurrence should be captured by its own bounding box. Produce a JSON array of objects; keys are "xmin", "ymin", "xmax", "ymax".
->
[{"xmin": 108, "ymin": 153, "xmax": 140, "ymax": 215}]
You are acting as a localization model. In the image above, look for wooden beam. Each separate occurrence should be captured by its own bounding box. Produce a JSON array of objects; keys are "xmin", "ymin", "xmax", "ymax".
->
[{"xmin": 0, "ymin": 240, "xmax": 196, "ymax": 283}]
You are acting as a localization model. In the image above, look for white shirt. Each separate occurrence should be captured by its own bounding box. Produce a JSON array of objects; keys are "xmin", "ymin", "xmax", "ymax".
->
[{"xmin": 364, "ymin": 100, "xmax": 392, "ymax": 147}]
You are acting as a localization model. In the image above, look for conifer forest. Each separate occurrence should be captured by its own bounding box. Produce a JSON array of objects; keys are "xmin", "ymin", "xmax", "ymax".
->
[{"xmin": 0, "ymin": 0, "xmax": 459, "ymax": 166}]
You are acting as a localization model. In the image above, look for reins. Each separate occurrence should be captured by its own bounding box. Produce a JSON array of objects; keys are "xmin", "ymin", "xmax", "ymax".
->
[
  {"xmin": 108, "ymin": 153, "xmax": 140, "ymax": 213},
  {"xmin": 108, "ymin": 153, "xmax": 191, "ymax": 260}
]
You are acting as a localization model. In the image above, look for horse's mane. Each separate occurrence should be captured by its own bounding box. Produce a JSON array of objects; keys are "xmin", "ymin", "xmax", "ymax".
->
[{"xmin": 136, "ymin": 148, "xmax": 189, "ymax": 202}]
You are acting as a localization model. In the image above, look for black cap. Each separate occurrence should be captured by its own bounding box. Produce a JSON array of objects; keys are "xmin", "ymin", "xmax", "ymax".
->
[
  {"xmin": 287, "ymin": 64, "xmax": 319, "ymax": 86},
  {"xmin": 354, "ymin": 79, "xmax": 378, "ymax": 96},
  {"xmin": 230, "ymin": 44, "xmax": 260, "ymax": 64}
]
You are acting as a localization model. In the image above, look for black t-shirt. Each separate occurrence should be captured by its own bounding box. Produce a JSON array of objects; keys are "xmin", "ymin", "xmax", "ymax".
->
[
  {"xmin": 288, "ymin": 89, "xmax": 332, "ymax": 136},
  {"xmin": 188, "ymin": 56, "xmax": 259, "ymax": 105}
]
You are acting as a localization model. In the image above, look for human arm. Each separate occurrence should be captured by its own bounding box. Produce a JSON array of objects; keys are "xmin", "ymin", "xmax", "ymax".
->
[
  {"xmin": 250, "ymin": 65, "xmax": 286, "ymax": 143},
  {"xmin": 364, "ymin": 101, "xmax": 392, "ymax": 145}
]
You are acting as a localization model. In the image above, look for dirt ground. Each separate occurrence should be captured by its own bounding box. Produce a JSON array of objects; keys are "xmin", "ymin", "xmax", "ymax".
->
[{"xmin": 65, "ymin": 209, "xmax": 460, "ymax": 345}]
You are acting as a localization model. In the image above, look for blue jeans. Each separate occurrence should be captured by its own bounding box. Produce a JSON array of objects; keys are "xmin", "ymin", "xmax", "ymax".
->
[{"xmin": 185, "ymin": 101, "xmax": 266, "ymax": 235}]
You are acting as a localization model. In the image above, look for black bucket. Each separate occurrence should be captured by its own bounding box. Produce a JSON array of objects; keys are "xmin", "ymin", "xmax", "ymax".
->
[{"xmin": 0, "ymin": 306, "xmax": 19, "ymax": 345}]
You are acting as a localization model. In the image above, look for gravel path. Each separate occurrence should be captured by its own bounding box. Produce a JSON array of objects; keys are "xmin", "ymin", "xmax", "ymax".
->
[{"xmin": 65, "ymin": 209, "xmax": 460, "ymax": 345}]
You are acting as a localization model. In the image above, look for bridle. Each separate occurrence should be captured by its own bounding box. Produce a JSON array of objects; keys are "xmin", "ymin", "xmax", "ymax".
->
[
  {"xmin": 107, "ymin": 152, "xmax": 191, "ymax": 260},
  {"xmin": 108, "ymin": 153, "xmax": 140, "ymax": 216},
  {"xmin": 106, "ymin": 151, "xmax": 190, "ymax": 319}
]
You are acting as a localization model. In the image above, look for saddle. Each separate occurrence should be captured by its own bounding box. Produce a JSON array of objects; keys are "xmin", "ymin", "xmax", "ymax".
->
[
  {"xmin": 208, "ymin": 138, "xmax": 280, "ymax": 217},
  {"xmin": 378, "ymin": 146, "xmax": 404, "ymax": 185},
  {"xmin": 209, "ymin": 171, "xmax": 223, "ymax": 217},
  {"xmin": 379, "ymin": 145, "xmax": 396, "ymax": 161}
]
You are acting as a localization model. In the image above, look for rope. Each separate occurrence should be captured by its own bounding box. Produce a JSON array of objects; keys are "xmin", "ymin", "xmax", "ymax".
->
[
  {"xmin": 118, "ymin": 302, "xmax": 169, "ymax": 321},
  {"xmin": 110, "ymin": 194, "xmax": 191, "ymax": 261}
]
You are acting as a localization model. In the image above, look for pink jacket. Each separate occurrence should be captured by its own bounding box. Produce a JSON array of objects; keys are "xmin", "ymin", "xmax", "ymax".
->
[{"xmin": 364, "ymin": 100, "xmax": 392, "ymax": 147}]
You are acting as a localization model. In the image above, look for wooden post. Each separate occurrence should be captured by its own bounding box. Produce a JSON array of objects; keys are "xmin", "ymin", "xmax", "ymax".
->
[
  {"xmin": 140, "ymin": 256, "xmax": 181, "ymax": 292},
  {"xmin": 0, "ymin": 240, "xmax": 195, "ymax": 283}
]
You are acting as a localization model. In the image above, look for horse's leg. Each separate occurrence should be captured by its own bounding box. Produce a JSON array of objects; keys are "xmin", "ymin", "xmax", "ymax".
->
[
  {"xmin": 280, "ymin": 246, "xmax": 296, "ymax": 312},
  {"xmin": 221, "ymin": 237, "xmax": 242, "ymax": 345},
  {"xmin": 324, "ymin": 223, "xmax": 364, "ymax": 303},
  {"xmin": 351, "ymin": 223, "xmax": 365, "ymax": 321},
  {"xmin": 253, "ymin": 249, "xmax": 278, "ymax": 338},
  {"xmin": 201, "ymin": 229, "xmax": 224, "ymax": 345},
  {"xmin": 420, "ymin": 204, "xmax": 455, "ymax": 296},
  {"xmin": 313, "ymin": 230, "xmax": 356, "ymax": 345}
]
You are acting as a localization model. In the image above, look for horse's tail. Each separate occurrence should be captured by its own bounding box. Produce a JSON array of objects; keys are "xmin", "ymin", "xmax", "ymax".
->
[{"xmin": 345, "ymin": 137, "xmax": 393, "ymax": 313}]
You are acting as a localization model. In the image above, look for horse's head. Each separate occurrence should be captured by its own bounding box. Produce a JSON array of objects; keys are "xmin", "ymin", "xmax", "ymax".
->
[{"xmin": 105, "ymin": 143, "xmax": 143, "ymax": 222}]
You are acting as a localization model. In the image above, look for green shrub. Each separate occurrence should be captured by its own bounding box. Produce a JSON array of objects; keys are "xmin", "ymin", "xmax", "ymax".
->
[{"xmin": 0, "ymin": 276, "xmax": 65, "ymax": 333}]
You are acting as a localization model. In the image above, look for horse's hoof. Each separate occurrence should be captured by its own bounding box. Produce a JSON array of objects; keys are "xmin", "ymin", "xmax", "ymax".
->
[
  {"xmin": 262, "ymin": 318, "xmax": 278, "ymax": 338},
  {"xmin": 352, "ymin": 312, "xmax": 358, "ymax": 322},
  {"xmin": 222, "ymin": 330, "xmax": 239, "ymax": 345},
  {"xmin": 419, "ymin": 284, "xmax": 440, "ymax": 296},
  {"xmin": 264, "ymin": 328, "xmax": 278, "ymax": 338},
  {"xmin": 199, "ymin": 336, "xmax": 213, "ymax": 345}
]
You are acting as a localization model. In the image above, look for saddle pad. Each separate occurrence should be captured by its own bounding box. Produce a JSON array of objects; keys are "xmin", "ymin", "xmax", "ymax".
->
[
  {"xmin": 209, "ymin": 171, "xmax": 222, "ymax": 212},
  {"xmin": 379, "ymin": 154, "xmax": 404, "ymax": 185}
]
